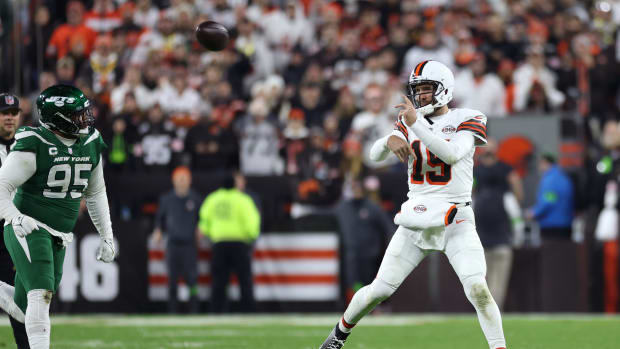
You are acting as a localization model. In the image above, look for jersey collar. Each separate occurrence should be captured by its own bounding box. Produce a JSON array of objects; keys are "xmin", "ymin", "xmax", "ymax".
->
[{"xmin": 39, "ymin": 126, "xmax": 76, "ymax": 148}]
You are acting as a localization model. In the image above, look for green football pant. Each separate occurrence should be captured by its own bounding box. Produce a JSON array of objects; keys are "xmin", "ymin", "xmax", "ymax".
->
[{"xmin": 3, "ymin": 225, "xmax": 65, "ymax": 313}]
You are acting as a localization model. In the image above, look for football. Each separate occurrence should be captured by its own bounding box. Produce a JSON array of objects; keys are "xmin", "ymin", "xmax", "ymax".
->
[{"xmin": 195, "ymin": 21, "xmax": 229, "ymax": 51}]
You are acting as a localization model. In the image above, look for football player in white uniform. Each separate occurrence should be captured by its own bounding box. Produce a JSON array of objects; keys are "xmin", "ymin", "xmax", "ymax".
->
[{"xmin": 319, "ymin": 60, "xmax": 507, "ymax": 349}]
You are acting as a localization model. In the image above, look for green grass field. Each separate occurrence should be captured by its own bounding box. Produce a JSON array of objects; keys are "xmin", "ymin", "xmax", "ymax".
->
[{"xmin": 0, "ymin": 314, "xmax": 618, "ymax": 349}]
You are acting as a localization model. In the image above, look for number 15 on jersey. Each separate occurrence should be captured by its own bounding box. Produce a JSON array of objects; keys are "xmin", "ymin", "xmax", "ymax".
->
[{"xmin": 410, "ymin": 140, "xmax": 451, "ymax": 185}]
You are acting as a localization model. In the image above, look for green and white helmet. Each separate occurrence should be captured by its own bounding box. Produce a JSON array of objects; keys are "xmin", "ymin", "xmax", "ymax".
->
[{"xmin": 36, "ymin": 84, "xmax": 94, "ymax": 137}]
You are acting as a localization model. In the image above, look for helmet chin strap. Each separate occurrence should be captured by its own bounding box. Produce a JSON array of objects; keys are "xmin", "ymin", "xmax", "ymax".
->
[{"xmin": 416, "ymin": 104, "xmax": 435, "ymax": 117}]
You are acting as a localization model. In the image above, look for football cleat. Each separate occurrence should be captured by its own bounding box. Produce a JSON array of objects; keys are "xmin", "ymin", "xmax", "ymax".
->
[{"xmin": 319, "ymin": 327, "xmax": 347, "ymax": 349}]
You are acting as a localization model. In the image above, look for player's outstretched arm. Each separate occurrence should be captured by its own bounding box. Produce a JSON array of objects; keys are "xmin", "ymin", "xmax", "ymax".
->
[
  {"xmin": 0, "ymin": 151, "xmax": 39, "ymax": 237},
  {"xmin": 370, "ymin": 133, "xmax": 415, "ymax": 163},
  {"xmin": 369, "ymin": 135, "xmax": 392, "ymax": 162},
  {"xmin": 83, "ymin": 156, "xmax": 115, "ymax": 263}
]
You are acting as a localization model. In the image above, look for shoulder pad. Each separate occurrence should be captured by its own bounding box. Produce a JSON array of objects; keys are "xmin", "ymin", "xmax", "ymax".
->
[
  {"xmin": 12, "ymin": 127, "xmax": 54, "ymax": 152},
  {"xmin": 455, "ymin": 109, "xmax": 487, "ymax": 146}
]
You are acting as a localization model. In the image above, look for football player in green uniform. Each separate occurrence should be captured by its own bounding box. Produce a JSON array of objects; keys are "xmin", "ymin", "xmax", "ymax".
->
[{"xmin": 0, "ymin": 85, "xmax": 115, "ymax": 349}]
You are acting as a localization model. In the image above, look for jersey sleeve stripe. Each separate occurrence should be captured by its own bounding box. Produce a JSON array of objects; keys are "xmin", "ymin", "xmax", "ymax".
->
[
  {"xmin": 458, "ymin": 121, "xmax": 487, "ymax": 133},
  {"xmin": 460, "ymin": 121, "xmax": 487, "ymax": 130},
  {"xmin": 398, "ymin": 120, "xmax": 409, "ymax": 138},
  {"xmin": 394, "ymin": 120, "xmax": 409, "ymax": 139},
  {"xmin": 14, "ymin": 131, "xmax": 54, "ymax": 146},
  {"xmin": 461, "ymin": 119, "xmax": 486, "ymax": 125},
  {"xmin": 457, "ymin": 125, "xmax": 487, "ymax": 138},
  {"xmin": 457, "ymin": 124, "xmax": 486, "ymax": 135},
  {"xmin": 458, "ymin": 123, "xmax": 487, "ymax": 135}
]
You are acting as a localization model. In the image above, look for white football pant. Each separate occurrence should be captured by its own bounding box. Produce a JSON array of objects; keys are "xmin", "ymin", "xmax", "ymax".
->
[{"xmin": 341, "ymin": 207, "xmax": 506, "ymax": 349}]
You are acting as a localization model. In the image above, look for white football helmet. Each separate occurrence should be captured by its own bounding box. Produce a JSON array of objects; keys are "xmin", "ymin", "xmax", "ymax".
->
[{"xmin": 408, "ymin": 60, "xmax": 455, "ymax": 116}]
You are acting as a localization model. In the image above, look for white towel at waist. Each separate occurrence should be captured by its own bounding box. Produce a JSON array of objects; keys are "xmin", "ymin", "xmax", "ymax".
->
[{"xmin": 394, "ymin": 196, "xmax": 458, "ymax": 250}]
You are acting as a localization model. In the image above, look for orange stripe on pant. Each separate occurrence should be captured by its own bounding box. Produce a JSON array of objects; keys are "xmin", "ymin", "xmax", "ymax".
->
[{"xmin": 444, "ymin": 205, "xmax": 457, "ymax": 226}]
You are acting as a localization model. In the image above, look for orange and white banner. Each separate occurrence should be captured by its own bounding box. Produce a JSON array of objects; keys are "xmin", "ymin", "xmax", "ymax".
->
[{"xmin": 148, "ymin": 233, "xmax": 339, "ymax": 301}]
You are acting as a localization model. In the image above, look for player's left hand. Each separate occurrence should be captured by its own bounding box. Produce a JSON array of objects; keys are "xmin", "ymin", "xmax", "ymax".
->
[
  {"xmin": 394, "ymin": 94, "xmax": 417, "ymax": 126},
  {"xmin": 387, "ymin": 135, "xmax": 414, "ymax": 163},
  {"xmin": 11, "ymin": 214, "xmax": 39, "ymax": 238},
  {"xmin": 96, "ymin": 237, "xmax": 116, "ymax": 263}
]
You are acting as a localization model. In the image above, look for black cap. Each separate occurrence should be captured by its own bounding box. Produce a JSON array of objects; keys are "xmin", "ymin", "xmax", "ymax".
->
[{"xmin": 0, "ymin": 93, "xmax": 21, "ymax": 113}]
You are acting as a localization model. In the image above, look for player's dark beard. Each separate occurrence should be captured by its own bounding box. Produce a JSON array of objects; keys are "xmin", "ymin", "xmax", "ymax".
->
[{"xmin": 53, "ymin": 128, "xmax": 79, "ymax": 139}]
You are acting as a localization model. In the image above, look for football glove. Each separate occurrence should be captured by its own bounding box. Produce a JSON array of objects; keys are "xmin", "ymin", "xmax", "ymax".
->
[
  {"xmin": 11, "ymin": 215, "xmax": 39, "ymax": 238},
  {"xmin": 96, "ymin": 237, "xmax": 116, "ymax": 263}
]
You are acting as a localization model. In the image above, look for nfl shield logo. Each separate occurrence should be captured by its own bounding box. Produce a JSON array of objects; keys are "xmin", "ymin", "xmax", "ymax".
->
[{"xmin": 4, "ymin": 95, "xmax": 14, "ymax": 105}]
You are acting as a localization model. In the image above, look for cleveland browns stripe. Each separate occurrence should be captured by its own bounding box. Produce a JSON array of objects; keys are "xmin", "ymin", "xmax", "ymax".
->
[
  {"xmin": 414, "ymin": 60, "xmax": 430, "ymax": 76},
  {"xmin": 458, "ymin": 125, "xmax": 487, "ymax": 138},
  {"xmin": 460, "ymin": 120, "xmax": 486, "ymax": 129},
  {"xmin": 458, "ymin": 122, "xmax": 487, "ymax": 135},
  {"xmin": 394, "ymin": 120, "xmax": 409, "ymax": 139},
  {"xmin": 444, "ymin": 204, "xmax": 457, "ymax": 226},
  {"xmin": 341, "ymin": 317, "xmax": 355, "ymax": 329},
  {"xmin": 457, "ymin": 122, "xmax": 487, "ymax": 134},
  {"xmin": 457, "ymin": 118, "xmax": 487, "ymax": 139},
  {"xmin": 461, "ymin": 119, "xmax": 486, "ymax": 126},
  {"xmin": 460, "ymin": 118, "xmax": 487, "ymax": 129}
]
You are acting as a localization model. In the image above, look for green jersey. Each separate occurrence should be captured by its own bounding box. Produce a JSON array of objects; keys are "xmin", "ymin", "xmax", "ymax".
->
[{"xmin": 11, "ymin": 126, "xmax": 106, "ymax": 233}]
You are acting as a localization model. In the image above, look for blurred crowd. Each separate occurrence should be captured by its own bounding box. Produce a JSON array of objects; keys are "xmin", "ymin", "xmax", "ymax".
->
[{"xmin": 3, "ymin": 0, "xmax": 620, "ymax": 209}]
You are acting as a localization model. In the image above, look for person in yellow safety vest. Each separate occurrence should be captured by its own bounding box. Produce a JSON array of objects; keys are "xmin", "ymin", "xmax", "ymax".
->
[{"xmin": 199, "ymin": 174, "xmax": 260, "ymax": 313}]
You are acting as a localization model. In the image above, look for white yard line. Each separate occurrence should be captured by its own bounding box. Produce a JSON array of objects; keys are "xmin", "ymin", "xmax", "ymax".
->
[{"xmin": 1, "ymin": 313, "xmax": 618, "ymax": 327}]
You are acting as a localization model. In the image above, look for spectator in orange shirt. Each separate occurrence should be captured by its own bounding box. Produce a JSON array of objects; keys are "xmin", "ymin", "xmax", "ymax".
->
[
  {"xmin": 358, "ymin": 4, "xmax": 387, "ymax": 54},
  {"xmin": 84, "ymin": 0, "xmax": 122, "ymax": 33},
  {"xmin": 47, "ymin": 1, "xmax": 97, "ymax": 60}
]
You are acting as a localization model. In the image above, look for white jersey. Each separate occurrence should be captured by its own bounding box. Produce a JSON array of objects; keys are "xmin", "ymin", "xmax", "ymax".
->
[{"xmin": 391, "ymin": 108, "xmax": 487, "ymax": 203}]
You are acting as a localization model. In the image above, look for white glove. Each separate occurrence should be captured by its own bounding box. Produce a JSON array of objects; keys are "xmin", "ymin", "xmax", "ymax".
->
[
  {"xmin": 11, "ymin": 215, "xmax": 39, "ymax": 238},
  {"xmin": 96, "ymin": 238, "xmax": 116, "ymax": 263}
]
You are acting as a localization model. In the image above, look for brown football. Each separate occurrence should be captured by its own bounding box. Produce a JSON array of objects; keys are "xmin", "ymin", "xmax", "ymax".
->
[{"xmin": 195, "ymin": 21, "xmax": 229, "ymax": 51}]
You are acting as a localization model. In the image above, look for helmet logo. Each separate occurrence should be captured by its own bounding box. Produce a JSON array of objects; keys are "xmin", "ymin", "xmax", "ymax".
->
[{"xmin": 45, "ymin": 96, "xmax": 76, "ymax": 107}]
